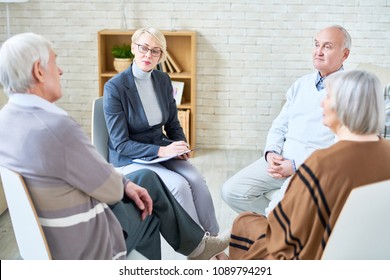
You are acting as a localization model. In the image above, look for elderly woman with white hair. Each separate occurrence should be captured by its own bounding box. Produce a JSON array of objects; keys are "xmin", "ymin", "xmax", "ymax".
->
[{"xmin": 229, "ymin": 69, "xmax": 390, "ymax": 260}]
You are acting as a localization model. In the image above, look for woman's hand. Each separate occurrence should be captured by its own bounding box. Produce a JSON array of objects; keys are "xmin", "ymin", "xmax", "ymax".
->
[
  {"xmin": 124, "ymin": 181, "xmax": 153, "ymax": 220},
  {"xmin": 158, "ymin": 140, "xmax": 190, "ymax": 158}
]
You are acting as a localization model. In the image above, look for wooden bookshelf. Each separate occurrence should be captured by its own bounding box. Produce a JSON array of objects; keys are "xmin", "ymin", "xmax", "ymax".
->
[{"xmin": 97, "ymin": 29, "xmax": 197, "ymax": 148}]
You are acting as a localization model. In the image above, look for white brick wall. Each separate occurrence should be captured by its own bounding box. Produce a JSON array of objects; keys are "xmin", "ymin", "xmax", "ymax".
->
[{"xmin": 0, "ymin": 0, "xmax": 389, "ymax": 153}]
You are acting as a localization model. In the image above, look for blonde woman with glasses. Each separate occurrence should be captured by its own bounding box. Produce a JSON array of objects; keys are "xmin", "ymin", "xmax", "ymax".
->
[{"xmin": 103, "ymin": 28, "xmax": 227, "ymax": 259}]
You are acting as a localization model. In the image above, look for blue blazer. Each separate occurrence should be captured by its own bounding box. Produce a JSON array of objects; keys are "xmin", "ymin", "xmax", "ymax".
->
[{"xmin": 103, "ymin": 65, "xmax": 186, "ymax": 167}]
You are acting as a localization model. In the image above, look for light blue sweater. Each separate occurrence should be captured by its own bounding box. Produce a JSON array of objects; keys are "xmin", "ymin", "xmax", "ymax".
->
[{"xmin": 265, "ymin": 72, "xmax": 335, "ymax": 167}]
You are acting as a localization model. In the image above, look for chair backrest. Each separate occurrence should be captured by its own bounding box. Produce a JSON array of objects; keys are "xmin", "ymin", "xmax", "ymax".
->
[
  {"xmin": 90, "ymin": 98, "xmax": 148, "ymax": 260},
  {"xmin": 0, "ymin": 166, "xmax": 52, "ymax": 260},
  {"xmin": 322, "ymin": 179, "xmax": 390, "ymax": 260},
  {"xmin": 91, "ymin": 96, "xmax": 109, "ymax": 160}
]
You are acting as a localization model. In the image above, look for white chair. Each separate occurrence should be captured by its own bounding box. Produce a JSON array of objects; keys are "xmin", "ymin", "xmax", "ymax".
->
[
  {"xmin": 91, "ymin": 96, "xmax": 109, "ymax": 160},
  {"xmin": 91, "ymin": 96, "xmax": 148, "ymax": 260},
  {"xmin": 0, "ymin": 166, "xmax": 52, "ymax": 260},
  {"xmin": 1, "ymin": 163, "xmax": 147, "ymax": 260},
  {"xmin": 322, "ymin": 179, "xmax": 390, "ymax": 260}
]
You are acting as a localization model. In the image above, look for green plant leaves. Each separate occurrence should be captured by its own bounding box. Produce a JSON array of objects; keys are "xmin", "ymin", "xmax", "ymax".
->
[{"xmin": 111, "ymin": 44, "xmax": 134, "ymax": 59}]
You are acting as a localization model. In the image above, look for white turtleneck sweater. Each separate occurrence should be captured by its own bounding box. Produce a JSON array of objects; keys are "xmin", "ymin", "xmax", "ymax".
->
[{"xmin": 132, "ymin": 62, "xmax": 163, "ymax": 126}]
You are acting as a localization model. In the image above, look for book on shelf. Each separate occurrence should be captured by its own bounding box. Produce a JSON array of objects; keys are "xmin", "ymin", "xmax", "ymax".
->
[
  {"xmin": 166, "ymin": 51, "xmax": 182, "ymax": 73},
  {"xmin": 178, "ymin": 109, "xmax": 190, "ymax": 141},
  {"xmin": 161, "ymin": 61, "xmax": 168, "ymax": 72},
  {"xmin": 160, "ymin": 51, "xmax": 182, "ymax": 74},
  {"xmin": 172, "ymin": 80, "xmax": 184, "ymax": 106},
  {"xmin": 165, "ymin": 58, "xmax": 174, "ymax": 73}
]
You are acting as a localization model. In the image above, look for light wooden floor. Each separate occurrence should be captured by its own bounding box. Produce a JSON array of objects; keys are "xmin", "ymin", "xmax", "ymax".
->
[{"xmin": 0, "ymin": 148, "xmax": 259, "ymax": 260}]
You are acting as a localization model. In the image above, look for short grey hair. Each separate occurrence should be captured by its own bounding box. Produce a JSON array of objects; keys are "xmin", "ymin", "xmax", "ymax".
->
[
  {"xmin": 0, "ymin": 32, "xmax": 53, "ymax": 96},
  {"xmin": 325, "ymin": 69, "xmax": 384, "ymax": 134},
  {"xmin": 330, "ymin": 24, "xmax": 352, "ymax": 50},
  {"xmin": 131, "ymin": 27, "xmax": 167, "ymax": 64}
]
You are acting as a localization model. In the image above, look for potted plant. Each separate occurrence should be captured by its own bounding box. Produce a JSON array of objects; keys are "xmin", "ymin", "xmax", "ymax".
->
[{"xmin": 111, "ymin": 44, "xmax": 134, "ymax": 73}]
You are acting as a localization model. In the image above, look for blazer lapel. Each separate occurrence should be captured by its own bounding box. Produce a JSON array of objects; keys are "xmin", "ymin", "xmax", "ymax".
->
[{"xmin": 123, "ymin": 66, "xmax": 149, "ymax": 124}]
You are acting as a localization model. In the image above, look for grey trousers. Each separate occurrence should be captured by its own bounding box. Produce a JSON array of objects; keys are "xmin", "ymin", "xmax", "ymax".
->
[
  {"xmin": 109, "ymin": 169, "xmax": 204, "ymax": 260},
  {"xmin": 221, "ymin": 157, "xmax": 286, "ymax": 216},
  {"xmin": 117, "ymin": 158, "xmax": 219, "ymax": 235}
]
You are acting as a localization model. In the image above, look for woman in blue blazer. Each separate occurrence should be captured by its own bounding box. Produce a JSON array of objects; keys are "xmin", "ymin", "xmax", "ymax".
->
[{"xmin": 103, "ymin": 28, "xmax": 224, "ymax": 257}]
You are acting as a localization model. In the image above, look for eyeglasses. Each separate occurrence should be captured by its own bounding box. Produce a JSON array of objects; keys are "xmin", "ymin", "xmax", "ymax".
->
[{"xmin": 134, "ymin": 43, "xmax": 162, "ymax": 57}]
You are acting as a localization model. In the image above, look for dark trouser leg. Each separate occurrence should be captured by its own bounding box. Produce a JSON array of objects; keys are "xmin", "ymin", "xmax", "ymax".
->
[
  {"xmin": 109, "ymin": 196, "xmax": 162, "ymax": 260},
  {"xmin": 125, "ymin": 169, "xmax": 205, "ymax": 256}
]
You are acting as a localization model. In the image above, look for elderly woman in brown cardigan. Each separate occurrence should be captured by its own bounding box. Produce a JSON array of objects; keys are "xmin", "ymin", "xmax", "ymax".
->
[{"xmin": 229, "ymin": 69, "xmax": 390, "ymax": 260}]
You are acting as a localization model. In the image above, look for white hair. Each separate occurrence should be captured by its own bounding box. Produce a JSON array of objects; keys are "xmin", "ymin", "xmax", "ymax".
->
[
  {"xmin": 330, "ymin": 25, "xmax": 352, "ymax": 50},
  {"xmin": 325, "ymin": 69, "xmax": 385, "ymax": 134},
  {"xmin": 0, "ymin": 32, "xmax": 53, "ymax": 95}
]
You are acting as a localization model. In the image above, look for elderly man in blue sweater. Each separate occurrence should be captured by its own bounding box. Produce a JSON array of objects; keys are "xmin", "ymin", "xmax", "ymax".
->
[{"xmin": 222, "ymin": 25, "xmax": 351, "ymax": 216}]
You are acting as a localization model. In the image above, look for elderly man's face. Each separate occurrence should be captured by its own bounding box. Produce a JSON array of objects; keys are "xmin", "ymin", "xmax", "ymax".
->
[
  {"xmin": 312, "ymin": 27, "xmax": 350, "ymax": 77},
  {"xmin": 39, "ymin": 50, "xmax": 63, "ymax": 103}
]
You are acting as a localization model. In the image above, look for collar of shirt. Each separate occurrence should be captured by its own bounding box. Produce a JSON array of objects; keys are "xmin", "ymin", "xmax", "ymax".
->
[
  {"xmin": 9, "ymin": 93, "xmax": 68, "ymax": 116},
  {"xmin": 315, "ymin": 66, "xmax": 344, "ymax": 91},
  {"xmin": 315, "ymin": 74, "xmax": 325, "ymax": 91}
]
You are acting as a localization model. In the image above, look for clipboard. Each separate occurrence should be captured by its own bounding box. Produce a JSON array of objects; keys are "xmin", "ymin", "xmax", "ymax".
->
[{"xmin": 133, "ymin": 148, "xmax": 197, "ymax": 165}]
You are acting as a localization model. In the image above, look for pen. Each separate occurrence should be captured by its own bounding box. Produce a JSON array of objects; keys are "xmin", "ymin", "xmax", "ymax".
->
[
  {"xmin": 162, "ymin": 137, "xmax": 175, "ymax": 143},
  {"xmin": 163, "ymin": 138, "xmax": 190, "ymax": 149}
]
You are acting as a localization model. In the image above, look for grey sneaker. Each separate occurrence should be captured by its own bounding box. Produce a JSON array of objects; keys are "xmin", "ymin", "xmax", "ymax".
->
[{"xmin": 188, "ymin": 230, "xmax": 230, "ymax": 260}]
